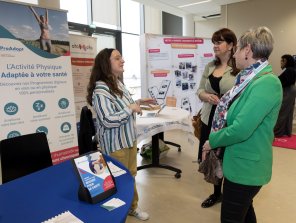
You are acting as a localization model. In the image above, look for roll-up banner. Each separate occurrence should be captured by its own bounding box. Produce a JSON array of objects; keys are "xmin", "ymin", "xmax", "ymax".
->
[
  {"xmin": 69, "ymin": 34, "xmax": 97, "ymax": 123},
  {"xmin": 0, "ymin": 1, "xmax": 78, "ymax": 164}
]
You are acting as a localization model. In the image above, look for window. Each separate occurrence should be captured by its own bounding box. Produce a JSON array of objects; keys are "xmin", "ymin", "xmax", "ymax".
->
[
  {"xmin": 92, "ymin": 34, "xmax": 116, "ymax": 53},
  {"xmin": 92, "ymin": 0, "xmax": 120, "ymax": 30},
  {"xmin": 121, "ymin": 0, "xmax": 140, "ymax": 34},
  {"xmin": 122, "ymin": 33, "xmax": 141, "ymax": 99},
  {"xmin": 120, "ymin": 0, "xmax": 143, "ymax": 99}
]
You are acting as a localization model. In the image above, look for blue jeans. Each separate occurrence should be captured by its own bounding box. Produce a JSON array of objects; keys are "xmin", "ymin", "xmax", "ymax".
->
[{"xmin": 221, "ymin": 178, "xmax": 261, "ymax": 223}]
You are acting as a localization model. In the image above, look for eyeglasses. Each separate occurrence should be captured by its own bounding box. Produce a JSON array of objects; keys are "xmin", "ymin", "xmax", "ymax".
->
[{"xmin": 213, "ymin": 41, "xmax": 225, "ymax": 45}]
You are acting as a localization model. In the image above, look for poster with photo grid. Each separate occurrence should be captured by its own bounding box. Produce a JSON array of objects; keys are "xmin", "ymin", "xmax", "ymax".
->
[{"xmin": 141, "ymin": 34, "xmax": 214, "ymax": 116}]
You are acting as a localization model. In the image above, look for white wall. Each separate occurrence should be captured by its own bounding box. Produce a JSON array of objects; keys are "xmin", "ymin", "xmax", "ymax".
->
[
  {"xmin": 195, "ymin": 0, "xmax": 296, "ymax": 74},
  {"xmin": 194, "ymin": 0, "xmax": 296, "ymax": 124},
  {"xmin": 139, "ymin": 0, "xmax": 195, "ymax": 36},
  {"xmin": 194, "ymin": 6, "xmax": 227, "ymax": 39},
  {"xmin": 183, "ymin": 14, "xmax": 194, "ymax": 37},
  {"xmin": 228, "ymin": 0, "xmax": 296, "ymax": 74},
  {"xmin": 195, "ymin": 19, "xmax": 222, "ymax": 39},
  {"xmin": 144, "ymin": 5, "xmax": 162, "ymax": 34}
]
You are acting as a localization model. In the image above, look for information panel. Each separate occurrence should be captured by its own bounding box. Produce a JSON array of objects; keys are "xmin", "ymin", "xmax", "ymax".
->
[{"xmin": 141, "ymin": 34, "xmax": 215, "ymax": 116}]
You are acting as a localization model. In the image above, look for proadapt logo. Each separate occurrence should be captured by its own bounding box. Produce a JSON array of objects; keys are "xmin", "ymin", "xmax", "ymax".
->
[
  {"xmin": 0, "ymin": 45, "xmax": 24, "ymax": 52},
  {"xmin": 71, "ymin": 43, "xmax": 93, "ymax": 51}
]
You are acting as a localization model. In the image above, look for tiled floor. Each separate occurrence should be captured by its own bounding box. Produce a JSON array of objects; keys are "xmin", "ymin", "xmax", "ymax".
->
[{"xmin": 126, "ymin": 128, "xmax": 296, "ymax": 223}]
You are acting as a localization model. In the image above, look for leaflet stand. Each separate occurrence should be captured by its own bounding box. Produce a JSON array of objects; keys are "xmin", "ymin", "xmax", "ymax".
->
[
  {"xmin": 78, "ymin": 185, "xmax": 92, "ymax": 203},
  {"xmin": 72, "ymin": 151, "xmax": 117, "ymax": 204},
  {"xmin": 78, "ymin": 183, "xmax": 117, "ymax": 204}
]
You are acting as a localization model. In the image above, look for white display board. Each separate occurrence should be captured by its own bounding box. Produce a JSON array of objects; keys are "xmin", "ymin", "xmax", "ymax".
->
[{"xmin": 141, "ymin": 34, "xmax": 214, "ymax": 116}]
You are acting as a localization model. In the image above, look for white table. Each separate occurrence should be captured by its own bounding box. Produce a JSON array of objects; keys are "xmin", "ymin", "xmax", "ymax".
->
[{"xmin": 136, "ymin": 107, "xmax": 193, "ymax": 178}]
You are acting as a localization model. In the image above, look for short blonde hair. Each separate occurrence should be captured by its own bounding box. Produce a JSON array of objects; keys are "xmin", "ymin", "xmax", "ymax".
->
[{"xmin": 238, "ymin": 26, "xmax": 274, "ymax": 59}]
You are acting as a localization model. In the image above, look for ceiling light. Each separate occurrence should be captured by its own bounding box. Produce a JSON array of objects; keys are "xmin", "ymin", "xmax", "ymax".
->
[{"xmin": 178, "ymin": 0, "xmax": 211, "ymax": 8}]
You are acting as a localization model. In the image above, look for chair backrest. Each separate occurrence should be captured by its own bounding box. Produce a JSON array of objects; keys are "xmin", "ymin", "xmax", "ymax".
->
[
  {"xmin": 78, "ymin": 106, "xmax": 97, "ymax": 155},
  {"xmin": 0, "ymin": 132, "xmax": 53, "ymax": 183}
]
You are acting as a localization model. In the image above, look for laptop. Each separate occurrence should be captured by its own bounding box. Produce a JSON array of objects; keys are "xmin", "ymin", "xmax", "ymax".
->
[{"xmin": 142, "ymin": 104, "xmax": 166, "ymax": 118}]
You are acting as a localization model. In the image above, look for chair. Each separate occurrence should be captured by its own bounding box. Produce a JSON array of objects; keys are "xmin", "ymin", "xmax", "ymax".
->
[
  {"xmin": 0, "ymin": 132, "xmax": 53, "ymax": 183},
  {"xmin": 78, "ymin": 106, "xmax": 98, "ymax": 155}
]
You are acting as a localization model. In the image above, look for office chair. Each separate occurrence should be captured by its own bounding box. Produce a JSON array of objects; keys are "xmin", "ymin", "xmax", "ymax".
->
[
  {"xmin": 0, "ymin": 132, "xmax": 53, "ymax": 183},
  {"xmin": 78, "ymin": 106, "xmax": 98, "ymax": 155}
]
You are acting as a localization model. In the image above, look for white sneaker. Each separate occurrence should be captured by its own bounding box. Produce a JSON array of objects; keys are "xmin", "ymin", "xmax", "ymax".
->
[{"xmin": 128, "ymin": 207, "xmax": 149, "ymax": 221}]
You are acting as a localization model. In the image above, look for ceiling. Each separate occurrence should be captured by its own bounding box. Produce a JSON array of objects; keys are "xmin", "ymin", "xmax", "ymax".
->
[{"xmin": 134, "ymin": 0, "xmax": 248, "ymax": 20}]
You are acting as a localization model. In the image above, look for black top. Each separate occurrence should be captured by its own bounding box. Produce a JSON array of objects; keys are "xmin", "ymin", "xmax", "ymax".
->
[
  {"xmin": 209, "ymin": 74, "xmax": 222, "ymax": 95},
  {"xmin": 279, "ymin": 67, "xmax": 296, "ymax": 88},
  {"xmin": 208, "ymin": 74, "xmax": 222, "ymax": 125}
]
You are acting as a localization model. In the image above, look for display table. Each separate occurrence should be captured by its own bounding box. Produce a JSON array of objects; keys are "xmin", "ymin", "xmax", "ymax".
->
[
  {"xmin": 0, "ymin": 156, "xmax": 134, "ymax": 223},
  {"xmin": 136, "ymin": 107, "xmax": 193, "ymax": 178}
]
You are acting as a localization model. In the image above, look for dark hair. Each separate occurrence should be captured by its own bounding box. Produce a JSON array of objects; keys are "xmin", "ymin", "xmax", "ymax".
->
[
  {"xmin": 212, "ymin": 28, "xmax": 239, "ymax": 76},
  {"xmin": 86, "ymin": 48, "xmax": 123, "ymax": 105},
  {"xmin": 281, "ymin": 54, "xmax": 295, "ymax": 68}
]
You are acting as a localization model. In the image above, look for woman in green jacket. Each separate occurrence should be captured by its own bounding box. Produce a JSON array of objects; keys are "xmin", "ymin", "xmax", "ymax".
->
[{"xmin": 202, "ymin": 27, "xmax": 282, "ymax": 223}]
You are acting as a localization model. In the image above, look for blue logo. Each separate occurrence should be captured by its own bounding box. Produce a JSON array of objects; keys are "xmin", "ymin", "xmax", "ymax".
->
[
  {"xmin": 58, "ymin": 98, "xmax": 69, "ymax": 109},
  {"xmin": 7, "ymin": 131, "xmax": 21, "ymax": 138},
  {"xmin": 4, "ymin": 102, "xmax": 18, "ymax": 115},
  {"xmin": 61, "ymin": 122, "xmax": 71, "ymax": 133},
  {"xmin": 33, "ymin": 100, "xmax": 46, "ymax": 112},
  {"xmin": 36, "ymin": 126, "xmax": 48, "ymax": 135}
]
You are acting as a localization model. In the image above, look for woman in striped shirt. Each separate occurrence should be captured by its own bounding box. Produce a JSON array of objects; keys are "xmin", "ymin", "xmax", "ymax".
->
[{"xmin": 87, "ymin": 48, "xmax": 150, "ymax": 221}]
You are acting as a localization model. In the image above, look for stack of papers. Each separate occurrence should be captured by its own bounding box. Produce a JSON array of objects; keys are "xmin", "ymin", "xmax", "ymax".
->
[
  {"xmin": 101, "ymin": 198, "xmax": 126, "ymax": 211},
  {"xmin": 108, "ymin": 161, "xmax": 126, "ymax": 177},
  {"xmin": 41, "ymin": 211, "xmax": 83, "ymax": 223}
]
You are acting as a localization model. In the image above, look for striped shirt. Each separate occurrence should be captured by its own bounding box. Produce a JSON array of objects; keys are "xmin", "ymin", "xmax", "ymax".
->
[{"xmin": 92, "ymin": 81, "xmax": 136, "ymax": 155}]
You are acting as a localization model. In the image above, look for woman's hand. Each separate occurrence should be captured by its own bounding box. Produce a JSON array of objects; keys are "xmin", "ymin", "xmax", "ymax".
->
[
  {"xmin": 207, "ymin": 94, "xmax": 220, "ymax": 105},
  {"xmin": 129, "ymin": 103, "xmax": 142, "ymax": 115},
  {"xmin": 137, "ymin": 98, "xmax": 157, "ymax": 106},
  {"xmin": 202, "ymin": 140, "xmax": 212, "ymax": 161},
  {"xmin": 199, "ymin": 92, "xmax": 219, "ymax": 105}
]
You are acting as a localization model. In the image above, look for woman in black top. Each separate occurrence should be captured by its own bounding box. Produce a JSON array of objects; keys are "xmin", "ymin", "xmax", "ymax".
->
[
  {"xmin": 196, "ymin": 28, "xmax": 239, "ymax": 208},
  {"xmin": 274, "ymin": 54, "xmax": 296, "ymax": 137}
]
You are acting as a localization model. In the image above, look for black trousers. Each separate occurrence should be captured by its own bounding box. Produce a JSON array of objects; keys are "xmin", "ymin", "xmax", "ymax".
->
[
  {"xmin": 198, "ymin": 102, "xmax": 216, "ymax": 161},
  {"xmin": 221, "ymin": 178, "xmax": 262, "ymax": 223}
]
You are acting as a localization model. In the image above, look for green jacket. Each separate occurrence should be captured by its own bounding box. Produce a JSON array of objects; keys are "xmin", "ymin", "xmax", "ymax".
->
[{"xmin": 209, "ymin": 65, "xmax": 282, "ymax": 186}]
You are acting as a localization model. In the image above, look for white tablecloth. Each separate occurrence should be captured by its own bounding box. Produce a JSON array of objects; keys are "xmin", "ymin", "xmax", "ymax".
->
[{"xmin": 136, "ymin": 107, "xmax": 194, "ymax": 142}]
